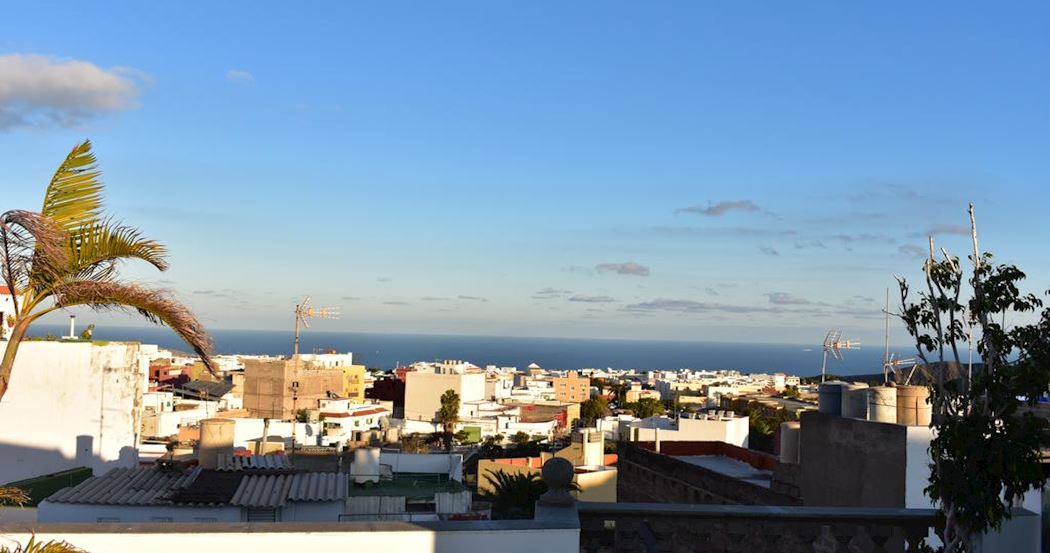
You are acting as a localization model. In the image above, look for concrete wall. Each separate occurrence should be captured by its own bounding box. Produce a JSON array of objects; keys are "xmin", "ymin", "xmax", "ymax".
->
[
  {"xmin": 617, "ymin": 443, "xmax": 800, "ymax": 506},
  {"xmin": 0, "ymin": 341, "xmax": 148, "ymax": 484},
  {"xmin": 0, "ymin": 521, "xmax": 580, "ymax": 553},
  {"xmin": 379, "ymin": 452, "xmax": 464, "ymax": 481},
  {"xmin": 799, "ymin": 411, "xmax": 907, "ymax": 508}
]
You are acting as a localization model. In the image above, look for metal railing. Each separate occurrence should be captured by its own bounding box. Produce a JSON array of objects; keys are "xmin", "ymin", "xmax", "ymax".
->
[{"xmin": 576, "ymin": 502, "xmax": 937, "ymax": 553}]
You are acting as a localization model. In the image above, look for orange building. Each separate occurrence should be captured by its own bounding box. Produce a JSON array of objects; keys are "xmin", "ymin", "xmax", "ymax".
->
[{"xmin": 553, "ymin": 370, "xmax": 591, "ymax": 403}]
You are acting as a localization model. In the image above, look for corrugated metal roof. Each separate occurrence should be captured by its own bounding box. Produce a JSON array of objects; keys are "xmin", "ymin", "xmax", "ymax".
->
[
  {"xmin": 46, "ymin": 467, "xmax": 200, "ymax": 505},
  {"xmin": 216, "ymin": 453, "xmax": 293, "ymax": 472},
  {"xmin": 231, "ymin": 474, "xmax": 292, "ymax": 508},
  {"xmin": 231, "ymin": 473, "xmax": 346, "ymax": 508},
  {"xmin": 287, "ymin": 472, "xmax": 347, "ymax": 502}
]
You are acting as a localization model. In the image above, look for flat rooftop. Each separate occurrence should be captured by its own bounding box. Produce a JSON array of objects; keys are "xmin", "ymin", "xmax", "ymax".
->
[{"xmin": 674, "ymin": 455, "xmax": 772, "ymax": 488}]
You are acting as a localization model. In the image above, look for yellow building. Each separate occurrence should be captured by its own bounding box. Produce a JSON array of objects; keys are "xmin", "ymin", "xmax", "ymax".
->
[{"xmin": 340, "ymin": 364, "xmax": 367, "ymax": 402}]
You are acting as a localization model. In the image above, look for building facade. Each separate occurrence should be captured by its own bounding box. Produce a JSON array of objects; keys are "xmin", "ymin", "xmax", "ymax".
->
[{"xmin": 552, "ymin": 371, "xmax": 590, "ymax": 403}]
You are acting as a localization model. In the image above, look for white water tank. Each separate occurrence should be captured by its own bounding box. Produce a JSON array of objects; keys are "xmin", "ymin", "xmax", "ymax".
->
[
  {"xmin": 896, "ymin": 385, "xmax": 931, "ymax": 426},
  {"xmin": 868, "ymin": 386, "xmax": 898, "ymax": 423},
  {"xmin": 779, "ymin": 421, "xmax": 801, "ymax": 464},
  {"xmin": 198, "ymin": 418, "xmax": 235, "ymax": 469},
  {"xmin": 350, "ymin": 447, "xmax": 381, "ymax": 483},
  {"xmin": 841, "ymin": 383, "xmax": 870, "ymax": 419}
]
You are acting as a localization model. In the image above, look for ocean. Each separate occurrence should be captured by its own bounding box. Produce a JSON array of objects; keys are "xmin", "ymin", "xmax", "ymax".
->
[{"xmin": 30, "ymin": 324, "xmax": 894, "ymax": 377}]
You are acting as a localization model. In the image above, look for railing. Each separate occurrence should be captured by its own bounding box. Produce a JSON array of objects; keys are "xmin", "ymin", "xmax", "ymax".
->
[{"xmin": 575, "ymin": 502, "xmax": 937, "ymax": 553}]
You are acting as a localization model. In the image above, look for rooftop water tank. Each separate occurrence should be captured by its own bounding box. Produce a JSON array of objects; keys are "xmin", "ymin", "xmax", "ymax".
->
[
  {"xmin": 818, "ymin": 381, "xmax": 847, "ymax": 415},
  {"xmin": 841, "ymin": 383, "xmax": 870, "ymax": 419},
  {"xmin": 778, "ymin": 421, "xmax": 801, "ymax": 464},
  {"xmin": 350, "ymin": 447, "xmax": 381, "ymax": 484},
  {"xmin": 868, "ymin": 386, "xmax": 898, "ymax": 423},
  {"xmin": 198, "ymin": 418, "xmax": 235, "ymax": 469},
  {"xmin": 896, "ymin": 385, "xmax": 931, "ymax": 426}
]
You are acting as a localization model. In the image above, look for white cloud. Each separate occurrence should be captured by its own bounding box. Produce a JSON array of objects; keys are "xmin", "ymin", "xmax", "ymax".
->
[
  {"xmin": 225, "ymin": 69, "xmax": 254, "ymax": 83},
  {"xmin": 0, "ymin": 54, "xmax": 140, "ymax": 130}
]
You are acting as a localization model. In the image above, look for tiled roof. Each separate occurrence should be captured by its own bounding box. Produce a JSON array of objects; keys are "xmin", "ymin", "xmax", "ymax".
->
[
  {"xmin": 0, "ymin": 285, "xmax": 10, "ymax": 295},
  {"xmin": 320, "ymin": 407, "xmax": 387, "ymax": 418},
  {"xmin": 216, "ymin": 453, "xmax": 293, "ymax": 472},
  {"xmin": 45, "ymin": 467, "xmax": 345, "ymax": 508},
  {"xmin": 231, "ymin": 473, "xmax": 346, "ymax": 508},
  {"xmin": 46, "ymin": 467, "xmax": 200, "ymax": 505},
  {"xmin": 167, "ymin": 470, "xmax": 246, "ymax": 505}
]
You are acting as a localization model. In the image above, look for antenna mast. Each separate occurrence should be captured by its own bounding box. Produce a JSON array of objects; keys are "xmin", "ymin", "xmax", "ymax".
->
[
  {"xmin": 293, "ymin": 296, "xmax": 340, "ymax": 359},
  {"xmin": 821, "ymin": 330, "xmax": 860, "ymax": 383}
]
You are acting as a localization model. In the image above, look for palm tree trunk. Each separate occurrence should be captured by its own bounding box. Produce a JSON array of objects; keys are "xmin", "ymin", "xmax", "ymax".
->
[{"xmin": 0, "ymin": 319, "xmax": 30, "ymax": 402}]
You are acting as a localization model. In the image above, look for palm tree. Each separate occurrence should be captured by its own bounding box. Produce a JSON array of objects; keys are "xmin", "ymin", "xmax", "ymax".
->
[
  {"xmin": 0, "ymin": 536, "xmax": 84, "ymax": 553},
  {"xmin": 0, "ymin": 140, "xmax": 214, "ymax": 401},
  {"xmin": 482, "ymin": 470, "xmax": 580, "ymax": 519},
  {"xmin": 437, "ymin": 388, "xmax": 460, "ymax": 451}
]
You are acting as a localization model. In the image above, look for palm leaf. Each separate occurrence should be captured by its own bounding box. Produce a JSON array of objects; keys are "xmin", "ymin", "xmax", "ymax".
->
[
  {"xmin": 0, "ymin": 210, "xmax": 69, "ymax": 302},
  {"xmin": 0, "ymin": 535, "xmax": 85, "ymax": 553},
  {"xmin": 66, "ymin": 220, "xmax": 169, "ymax": 281},
  {"xmin": 52, "ymin": 281, "xmax": 216, "ymax": 375},
  {"xmin": 40, "ymin": 140, "xmax": 104, "ymax": 233},
  {"xmin": 0, "ymin": 486, "xmax": 29, "ymax": 506}
]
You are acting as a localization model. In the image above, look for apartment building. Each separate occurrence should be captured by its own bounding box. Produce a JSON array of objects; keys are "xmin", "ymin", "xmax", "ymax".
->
[{"xmin": 552, "ymin": 370, "xmax": 590, "ymax": 403}]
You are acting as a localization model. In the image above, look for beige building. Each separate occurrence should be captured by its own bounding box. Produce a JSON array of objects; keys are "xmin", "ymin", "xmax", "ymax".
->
[
  {"xmin": 242, "ymin": 358, "xmax": 344, "ymax": 419},
  {"xmin": 404, "ymin": 368, "xmax": 486, "ymax": 422},
  {"xmin": 553, "ymin": 371, "xmax": 590, "ymax": 403}
]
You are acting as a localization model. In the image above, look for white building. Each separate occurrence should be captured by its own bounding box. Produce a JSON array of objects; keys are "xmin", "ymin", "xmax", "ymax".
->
[
  {"xmin": 404, "ymin": 367, "xmax": 485, "ymax": 422},
  {"xmin": 0, "ymin": 286, "xmax": 14, "ymax": 337},
  {"xmin": 0, "ymin": 340, "xmax": 150, "ymax": 484},
  {"xmin": 622, "ymin": 412, "xmax": 750, "ymax": 448}
]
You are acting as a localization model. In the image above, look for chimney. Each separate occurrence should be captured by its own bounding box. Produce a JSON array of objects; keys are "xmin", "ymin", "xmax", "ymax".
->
[{"xmin": 68, "ymin": 315, "xmax": 76, "ymax": 339}]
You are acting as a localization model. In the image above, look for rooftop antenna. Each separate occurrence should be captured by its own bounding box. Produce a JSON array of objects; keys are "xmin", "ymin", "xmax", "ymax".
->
[
  {"xmin": 821, "ymin": 330, "xmax": 860, "ymax": 383},
  {"xmin": 292, "ymin": 296, "xmax": 339, "ymax": 359},
  {"xmin": 884, "ymin": 352, "xmax": 918, "ymax": 385}
]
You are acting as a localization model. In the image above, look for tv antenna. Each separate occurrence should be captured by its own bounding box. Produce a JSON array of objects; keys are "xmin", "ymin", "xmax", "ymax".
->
[
  {"xmin": 821, "ymin": 330, "xmax": 860, "ymax": 383},
  {"xmin": 883, "ymin": 352, "xmax": 917, "ymax": 385},
  {"xmin": 293, "ymin": 296, "xmax": 339, "ymax": 359}
]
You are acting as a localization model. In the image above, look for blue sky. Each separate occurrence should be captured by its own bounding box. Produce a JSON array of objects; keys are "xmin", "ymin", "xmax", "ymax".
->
[{"xmin": 2, "ymin": 2, "xmax": 1049, "ymax": 346}]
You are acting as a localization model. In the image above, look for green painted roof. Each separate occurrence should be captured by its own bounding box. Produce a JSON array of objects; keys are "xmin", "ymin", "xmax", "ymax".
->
[{"xmin": 347, "ymin": 478, "xmax": 466, "ymax": 500}]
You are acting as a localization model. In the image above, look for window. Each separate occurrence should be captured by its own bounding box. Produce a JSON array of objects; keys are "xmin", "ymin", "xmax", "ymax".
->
[
  {"xmin": 97, "ymin": 517, "xmax": 120, "ymax": 523},
  {"xmin": 150, "ymin": 516, "xmax": 173, "ymax": 522},
  {"xmin": 194, "ymin": 517, "xmax": 218, "ymax": 522},
  {"xmin": 245, "ymin": 509, "xmax": 278, "ymax": 522}
]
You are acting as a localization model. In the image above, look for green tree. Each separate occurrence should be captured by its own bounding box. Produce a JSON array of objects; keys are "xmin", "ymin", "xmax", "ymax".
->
[
  {"xmin": 895, "ymin": 205, "xmax": 1050, "ymax": 552},
  {"xmin": 437, "ymin": 388, "xmax": 460, "ymax": 451},
  {"xmin": 480, "ymin": 434, "xmax": 505, "ymax": 458},
  {"xmin": 510, "ymin": 431, "xmax": 531, "ymax": 448},
  {"xmin": 579, "ymin": 397, "xmax": 609, "ymax": 427},
  {"xmin": 628, "ymin": 397, "xmax": 666, "ymax": 419},
  {"xmin": 0, "ymin": 141, "xmax": 215, "ymax": 401}
]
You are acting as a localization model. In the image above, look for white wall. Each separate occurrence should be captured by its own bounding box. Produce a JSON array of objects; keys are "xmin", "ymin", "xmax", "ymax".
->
[
  {"xmin": 379, "ymin": 452, "xmax": 463, "ymax": 481},
  {"xmin": 0, "ymin": 523, "xmax": 580, "ymax": 553},
  {"xmin": 625, "ymin": 416, "xmax": 750, "ymax": 448},
  {"xmin": 404, "ymin": 371, "xmax": 486, "ymax": 422},
  {"xmin": 38, "ymin": 502, "xmax": 241, "ymax": 523},
  {"xmin": 0, "ymin": 341, "xmax": 148, "ymax": 483}
]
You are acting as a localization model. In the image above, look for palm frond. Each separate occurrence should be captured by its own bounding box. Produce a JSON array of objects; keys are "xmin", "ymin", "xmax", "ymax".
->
[
  {"xmin": 41, "ymin": 140, "xmax": 104, "ymax": 233},
  {"xmin": 67, "ymin": 220, "xmax": 169, "ymax": 280},
  {"xmin": 0, "ymin": 486, "xmax": 29, "ymax": 506},
  {"xmin": 53, "ymin": 281, "xmax": 215, "ymax": 375},
  {"xmin": 0, "ymin": 210, "xmax": 70, "ymax": 301},
  {"xmin": 0, "ymin": 535, "xmax": 85, "ymax": 553}
]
